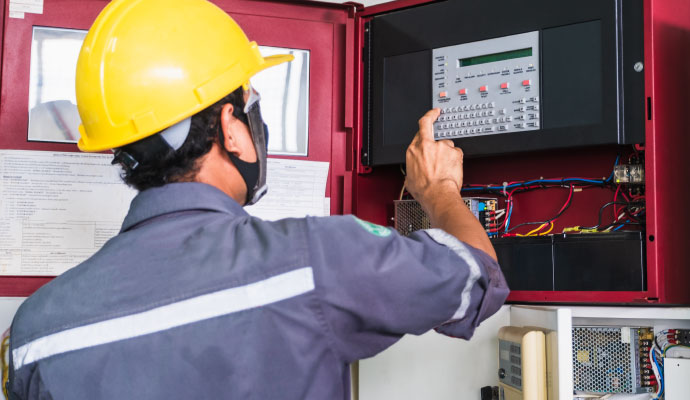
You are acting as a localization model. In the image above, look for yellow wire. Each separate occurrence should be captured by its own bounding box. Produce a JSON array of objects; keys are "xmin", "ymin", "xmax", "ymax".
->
[
  {"xmin": 517, "ymin": 223, "xmax": 548, "ymax": 237},
  {"xmin": 1, "ymin": 335, "xmax": 9, "ymax": 399},
  {"xmin": 539, "ymin": 221, "xmax": 554, "ymax": 236}
]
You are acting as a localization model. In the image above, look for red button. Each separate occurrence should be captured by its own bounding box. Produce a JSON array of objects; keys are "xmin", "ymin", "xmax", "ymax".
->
[
  {"xmin": 459, "ymin": 88, "xmax": 467, "ymax": 95},
  {"xmin": 439, "ymin": 91, "xmax": 448, "ymax": 98},
  {"xmin": 479, "ymin": 86, "xmax": 488, "ymax": 92},
  {"xmin": 522, "ymin": 79, "xmax": 531, "ymax": 86},
  {"xmin": 500, "ymin": 82, "xmax": 509, "ymax": 89}
]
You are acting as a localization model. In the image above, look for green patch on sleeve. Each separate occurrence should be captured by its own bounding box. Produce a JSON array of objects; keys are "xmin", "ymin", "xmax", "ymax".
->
[{"xmin": 352, "ymin": 216, "xmax": 392, "ymax": 237}]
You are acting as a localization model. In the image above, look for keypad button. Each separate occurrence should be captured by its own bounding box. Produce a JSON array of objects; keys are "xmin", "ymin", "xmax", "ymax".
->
[
  {"xmin": 500, "ymin": 108, "xmax": 507, "ymax": 115},
  {"xmin": 440, "ymin": 92, "xmax": 448, "ymax": 98},
  {"xmin": 459, "ymin": 88, "xmax": 467, "ymax": 95},
  {"xmin": 500, "ymin": 82, "xmax": 509, "ymax": 89},
  {"xmin": 522, "ymin": 79, "xmax": 531, "ymax": 86},
  {"xmin": 519, "ymin": 98, "xmax": 526, "ymax": 104},
  {"xmin": 506, "ymin": 116, "xmax": 513, "ymax": 122},
  {"xmin": 480, "ymin": 86, "xmax": 488, "ymax": 92},
  {"xmin": 489, "ymin": 110, "xmax": 496, "ymax": 116},
  {"xmin": 489, "ymin": 102, "xmax": 496, "ymax": 108}
]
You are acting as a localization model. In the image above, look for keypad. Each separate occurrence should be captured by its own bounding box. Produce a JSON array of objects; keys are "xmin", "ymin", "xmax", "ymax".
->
[{"xmin": 434, "ymin": 96, "xmax": 540, "ymax": 139}]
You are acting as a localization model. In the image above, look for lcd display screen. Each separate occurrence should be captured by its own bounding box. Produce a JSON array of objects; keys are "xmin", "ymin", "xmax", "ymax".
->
[{"xmin": 459, "ymin": 48, "xmax": 533, "ymax": 67}]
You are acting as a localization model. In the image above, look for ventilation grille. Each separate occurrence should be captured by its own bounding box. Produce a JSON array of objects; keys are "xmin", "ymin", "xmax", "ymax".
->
[
  {"xmin": 572, "ymin": 327, "xmax": 635, "ymax": 393},
  {"xmin": 393, "ymin": 200, "xmax": 430, "ymax": 236}
]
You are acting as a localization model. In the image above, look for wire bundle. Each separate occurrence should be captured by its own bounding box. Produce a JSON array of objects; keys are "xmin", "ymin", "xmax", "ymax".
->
[
  {"xmin": 648, "ymin": 329, "xmax": 690, "ymax": 399},
  {"xmin": 461, "ymin": 155, "xmax": 646, "ymax": 236}
]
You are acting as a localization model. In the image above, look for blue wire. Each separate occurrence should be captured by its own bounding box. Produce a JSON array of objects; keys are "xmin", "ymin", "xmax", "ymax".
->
[
  {"xmin": 462, "ymin": 155, "xmax": 621, "ymax": 193},
  {"xmin": 612, "ymin": 223, "xmax": 627, "ymax": 231},
  {"xmin": 607, "ymin": 154, "xmax": 621, "ymax": 182},
  {"xmin": 464, "ymin": 155, "xmax": 622, "ymax": 234},
  {"xmin": 504, "ymin": 200, "xmax": 514, "ymax": 233},
  {"xmin": 652, "ymin": 349, "xmax": 664, "ymax": 399}
]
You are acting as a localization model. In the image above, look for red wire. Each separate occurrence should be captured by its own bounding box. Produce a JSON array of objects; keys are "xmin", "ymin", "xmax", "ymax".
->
[
  {"xmin": 500, "ymin": 184, "xmax": 573, "ymax": 234},
  {"xmin": 613, "ymin": 185, "xmax": 622, "ymax": 218}
]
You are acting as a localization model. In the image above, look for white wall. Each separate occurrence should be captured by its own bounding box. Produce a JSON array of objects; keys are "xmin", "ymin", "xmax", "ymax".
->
[{"xmin": 358, "ymin": 306, "xmax": 510, "ymax": 399}]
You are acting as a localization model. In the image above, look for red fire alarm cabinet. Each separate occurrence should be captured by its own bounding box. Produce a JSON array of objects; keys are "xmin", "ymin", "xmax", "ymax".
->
[{"xmin": 0, "ymin": 0, "xmax": 689, "ymax": 304}]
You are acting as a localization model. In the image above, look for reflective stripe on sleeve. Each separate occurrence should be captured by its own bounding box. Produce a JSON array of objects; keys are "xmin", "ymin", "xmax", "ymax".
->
[
  {"xmin": 13, "ymin": 267, "xmax": 315, "ymax": 370},
  {"xmin": 423, "ymin": 229, "xmax": 481, "ymax": 321}
]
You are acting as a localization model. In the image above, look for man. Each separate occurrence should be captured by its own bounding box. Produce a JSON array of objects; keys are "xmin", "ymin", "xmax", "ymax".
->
[{"xmin": 7, "ymin": 0, "xmax": 508, "ymax": 399}]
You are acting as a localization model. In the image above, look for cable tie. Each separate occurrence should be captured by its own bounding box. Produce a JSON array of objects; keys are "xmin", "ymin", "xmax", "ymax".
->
[{"xmin": 502, "ymin": 182, "xmax": 508, "ymax": 197}]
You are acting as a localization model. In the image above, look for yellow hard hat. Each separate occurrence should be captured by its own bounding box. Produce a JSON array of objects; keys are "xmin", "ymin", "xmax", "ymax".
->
[{"xmin": 76, "ymin": 0, "xmax": 293, "ymax": 152}]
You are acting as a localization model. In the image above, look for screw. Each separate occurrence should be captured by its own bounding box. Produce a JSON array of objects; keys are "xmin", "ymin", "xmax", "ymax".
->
[{"xmin": 634, "ymin": 62, "xmax": 644, "ymax": 72}]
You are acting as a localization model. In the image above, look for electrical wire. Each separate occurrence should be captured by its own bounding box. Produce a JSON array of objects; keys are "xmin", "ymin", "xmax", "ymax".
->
[
  {"xmin": 539, "ymin": 221, "xmax": 555, "ymax": 235},
  {"xmin": 581, "ymin": 201, "xmax": 644, "ymax": 231},
  {"xmin": 462, "ymin": 154, "xmax": 621, "ymax": 195},
  {"xmin": 663, "ymin": 344, "xmax": 690, "ymax": 357},
  {"xmin": 649, "ymin": 345, "xmax": 662, "ymax": 399},
  {"xmin": 505, "ymin": 184, "xmax": 574, "ymax": 234},
  {"xmin": 652, "ymin": 347, "xmax": 664, "ymax": 399}
]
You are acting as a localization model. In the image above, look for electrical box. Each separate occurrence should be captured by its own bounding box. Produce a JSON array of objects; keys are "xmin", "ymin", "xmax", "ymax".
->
[
  {"xmin": 0, "ymin": 0, "xmax": 689, "ymax": 306},
  {"xmin": 665, "ymin": 358, "xmax": 690, "ymax": 399},
  {"xmin": 497, "ymin": 326, "xmax": 547, "ymax": 400},
  {"xmin": 572, "ymin": 327, "xmax": 654, "ymax": 394}
]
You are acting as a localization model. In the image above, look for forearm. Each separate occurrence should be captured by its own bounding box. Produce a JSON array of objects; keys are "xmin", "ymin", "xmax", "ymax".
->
[{"xmin": 421, "ymin": 186, "xmax": 498, "ymax": 261}]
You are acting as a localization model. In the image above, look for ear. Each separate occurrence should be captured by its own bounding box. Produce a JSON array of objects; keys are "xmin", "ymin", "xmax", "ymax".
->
[{"xmin": 219, "ymin": 103, "xmax": 243, "ymax": 155}]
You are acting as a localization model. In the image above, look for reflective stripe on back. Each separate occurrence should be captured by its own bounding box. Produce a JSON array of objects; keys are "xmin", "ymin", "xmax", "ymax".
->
[{"xmin": 13, "ymin": 267, "xmax": 315, "ymax": 370}]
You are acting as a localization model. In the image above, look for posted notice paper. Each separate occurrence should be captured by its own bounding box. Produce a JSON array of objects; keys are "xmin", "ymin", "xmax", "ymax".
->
[
  {"xmin": 245, "ymin": 158, "xmax": 330, "ymax": 220},
  {"xmin": 0, "ymin": 150, "xmax": 136, "ymax": 276}
]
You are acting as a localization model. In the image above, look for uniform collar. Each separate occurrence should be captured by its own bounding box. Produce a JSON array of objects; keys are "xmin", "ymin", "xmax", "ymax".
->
[{"xmin": 121, "ymin": 182, "xmax": 248, "ymax": 232}]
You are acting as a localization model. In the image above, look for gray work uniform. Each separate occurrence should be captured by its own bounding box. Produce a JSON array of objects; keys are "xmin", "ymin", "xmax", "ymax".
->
[{"xmin": 9, "ymin": 182, "xmax": 508, "ymax": 400}]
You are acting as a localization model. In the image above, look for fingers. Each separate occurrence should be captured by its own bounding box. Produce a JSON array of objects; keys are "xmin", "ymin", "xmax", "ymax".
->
[{"xmin": 417, "ymin": 108, "xmax": 441, "ymax": 141}]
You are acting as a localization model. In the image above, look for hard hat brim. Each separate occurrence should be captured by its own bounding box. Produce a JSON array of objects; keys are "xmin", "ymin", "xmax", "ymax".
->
[
  {"xmin": 78, "ymin": 53, "xmax": 295, "ymax": 153},
  {"xmin": 254, "ymin": 54, "xmax": 295, "ymax": 76}
]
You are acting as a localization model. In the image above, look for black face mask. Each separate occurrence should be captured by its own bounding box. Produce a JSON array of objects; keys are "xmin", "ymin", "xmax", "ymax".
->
[
  {"xmin": 226, "ymin": 121, "xmax": 269, "ymax": 206},
  {"xmin": 221, "ymin": 88, "xmax": 269, "ymax": 206}
]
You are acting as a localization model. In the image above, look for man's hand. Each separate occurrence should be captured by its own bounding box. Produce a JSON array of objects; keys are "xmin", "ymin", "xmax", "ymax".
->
[
  {"xmin": 405, "ymin": 108, "xmax": 464, "ymax": 205},
  {"xmin": 404, "ymin": 108, "xmax": 498, "ymax": 261}
]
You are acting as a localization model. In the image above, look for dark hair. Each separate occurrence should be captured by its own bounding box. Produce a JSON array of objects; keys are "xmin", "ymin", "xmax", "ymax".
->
[{"xmin": 115, "ymin": 87, "xmax": 247, "ymax": 191}]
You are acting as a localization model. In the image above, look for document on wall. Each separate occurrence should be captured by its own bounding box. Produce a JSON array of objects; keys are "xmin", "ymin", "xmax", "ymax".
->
[
  {"xmin": 245, "ymin": 158, "xmax": 330, "ymax": 221},
  {"xmin": 0, "ymin": 150, "xmax": 136, "ymax": 276}
]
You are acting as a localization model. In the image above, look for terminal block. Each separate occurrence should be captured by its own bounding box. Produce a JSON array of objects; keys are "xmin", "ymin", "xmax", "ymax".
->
[
  {"xmin": 614, "ymin": 164, "xmax": 645, "ymax": 185},
  {"xmin": 464, "ymin": 197, "xmax": 498, "ymax": 235}
]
